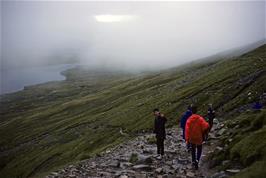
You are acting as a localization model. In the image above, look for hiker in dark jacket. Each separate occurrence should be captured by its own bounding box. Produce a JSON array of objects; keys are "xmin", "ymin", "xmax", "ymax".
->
[
  {"xmin": 153, "ymin": 108, "xmax": 167, "ymax": 159},
  {"xmin": 180, "ymin": 105, "xmax": 192, "ymax": 150},
  {"xmin": 207, "ymin": 104, "xmax": 215, "ymax": 131},
  {"xmin": 180, "ymin": 105, "xmax": 192, "ymax": 140},
  {"xmin": 252, "ymin": 101, "xmax": 263, "ymax": 110}
]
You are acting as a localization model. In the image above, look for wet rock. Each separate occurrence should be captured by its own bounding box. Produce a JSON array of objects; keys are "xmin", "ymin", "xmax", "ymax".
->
[
  {"xmin": 134, "ymin": 173, "xmax": 147, "ymax": 178},
  {"xmin": 213, "ymin": 118, "xmax": 220, "ymax": 125},
  {"xmin": 155, "ymin": 167, "xmax": 163, "ymax": 174},
  {"xmin": 171, "ymin": 164, "xmax": 179, "ymax": 170},
  {"xmin": 119, "ymin": 175, "xmax": 128, "ymax": 178},
  {"xmin": 137, "ymin": 154, "xmax": 153, "ymax": 164},
  {"xmin": 105, "ymin": 149, "xmax": 111, "ymax": 154},
  {"xmin": 226, "ymin": 169, "xmax": 240, "ymax": 173},
  {"xmin": 210, "ymin": 171, "xmax": 227, "ymax": 178},
  {"xmin": 163, "ymin": 165, "xmax": 173, "ymax": 174},
  {"xmin": 233, "ymin": 125, "xmax": 240, "ymax": 129},
  {"xmin": 108, "ymin": 160, "xmax": 120, "ymax": 167},
  {"xmin": 179, "ymin": 168, "xmax": 186, "ymax": 174},
  {"xmin": 178, "ymin": 175, "xmax": 187, "ymax": 178},
  {"xmin": 100, "ymin": 162, "xmax": 107, "ymax": 167},
  {"xmin": 165, "ymin": 160, "xmax": 172, "ymax": 165},
  {"xmin": 98, "ymin": 171, "xmax": 112, "ymax": 177},
  {"xmin": 132, "ymin": 164, "xmax": 152, "ymax": 171},
  {"xmin": 178, "ymin": 157, "xmax": 190, "ymax": 164},
  {"xmin": 91, "ymin": 162, "xmax": 96, "ymax": 168},
  {"xmin": 114, "ymin": 171, "xmax": 122, "ymax": 177},
  {"xmin": 157, "ymin": 175, "xmax": 168, "ymax": 178},
  {"xmin": 186, "ymin": 171, "xmax": 195, "ymax": 177},
  {"xmin": 120, "ymin": 162, "xmax": 132, "ymax": 169},
  {"xmin": 186, "ymin": 164, "xmax": 192, "ymax": 169},
  {"xmin": 222, "ymin": 160, "xmax": 230, "ymax": 166},
  {"xmin": 217, "ymin": 128, "xmax": 226, "ymax": 136},
  {"xmin": 68, "ymin": 174, "xmax": 76, "ymax": 178},
  {"xmin": 123, "ymin": 169, "xmax": 136, "ymax": 174},
  {"xmin": 215, "ymin": 146, "xmax": 223, "ymax": 151},
  {"xmin": 50, "ymin": 172, "xmax": 59, "ymax": 176},
  {"xmin": 165, "ymin": 149, "xmax": 176, "ymax": 154}
]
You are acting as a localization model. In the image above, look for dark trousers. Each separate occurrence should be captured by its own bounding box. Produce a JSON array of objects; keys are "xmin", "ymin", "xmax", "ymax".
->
[
  {"xmin": 191, "ymin": 144, "xmax": 202, "ymax": 163},
  {"xmin": 208, "ymin": 119, "xmax": 213, "ymax": 131},
  {"xmin": 182, "ymin": 128, "xmax": 185, "ymax": 140},
  {"xmin": 156, "ymin": 136, "xmax": 165, "ymax": 155}
]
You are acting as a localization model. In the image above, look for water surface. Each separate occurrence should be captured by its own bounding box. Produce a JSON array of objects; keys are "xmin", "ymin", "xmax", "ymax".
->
[{"xmin": 1, "ymin": 64, "xmax": 76, "ymax": 94}]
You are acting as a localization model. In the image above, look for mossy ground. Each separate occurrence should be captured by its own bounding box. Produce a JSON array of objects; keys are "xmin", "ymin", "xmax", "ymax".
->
[
  {"xmin": 208, "ymin": 109, "xmax": 266, "ymax": 177},
  {"xmin": 230, "ymin": 110, "xmax": 266, "ymax": 177}
]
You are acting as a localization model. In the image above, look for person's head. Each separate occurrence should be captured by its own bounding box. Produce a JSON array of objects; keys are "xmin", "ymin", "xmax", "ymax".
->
[
  {"xmin": 187, "ymin": 105, "xmax": 192, "ymax": 111},
  {"xmin": 153, "ymin": 108, "xmax": 160, "ymax": 116},
  {"xmin": 191, "ymin": 106, "xmax": 197, "ymax": 114},
  {"xmin": 208, "ymin": 103, "xmax": 213, "ymax": 109}
]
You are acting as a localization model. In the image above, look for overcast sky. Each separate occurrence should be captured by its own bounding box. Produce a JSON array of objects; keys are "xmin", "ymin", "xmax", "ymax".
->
[{"xmin": 1, "ymin": 1, "xmax": 265, "ymax": 71}]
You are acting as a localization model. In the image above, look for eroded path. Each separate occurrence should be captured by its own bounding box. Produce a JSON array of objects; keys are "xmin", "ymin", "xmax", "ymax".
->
[{"xmin": 46, "ymin": 126, "xmax": 221, "ymax": 178}]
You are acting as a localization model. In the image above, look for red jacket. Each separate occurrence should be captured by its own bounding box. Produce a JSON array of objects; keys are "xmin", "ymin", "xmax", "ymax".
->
[{"xmin": 185, "ymin": 114, "xmax": 209, "ymax": 145}]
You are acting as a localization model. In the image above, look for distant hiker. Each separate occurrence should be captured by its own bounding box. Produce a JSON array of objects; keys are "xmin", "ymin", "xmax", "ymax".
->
[
  {"xmin": 186, "ymin": 106, "xmax": 209, "ymax": 170},
  {"xmin": 207, "ymin": 104, "xmax": 215, "ymax": 131},
  {"xmin": 252, "ymin": 101, "xmax": 263, "ymax": 110},
  {"xmin": 180, "ymin": 105, "xmax": 192, "ymax": 150},
  {"xmin": 153, "ymin": 108, "xmax": 167, "ymax": 159}
]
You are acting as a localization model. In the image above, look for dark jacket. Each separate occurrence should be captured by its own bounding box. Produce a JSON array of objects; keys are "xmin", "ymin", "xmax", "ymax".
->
[
  {"xmin": 207, "ymin": 108, "xmax": 215, "ymax": 121},
  {"xmin": 180, "ymin": 110, "xmax": 192, "ymax": 129},
  {"xmin": 154, "ymin": 114, "xmax": 167, "ymax": 139}
]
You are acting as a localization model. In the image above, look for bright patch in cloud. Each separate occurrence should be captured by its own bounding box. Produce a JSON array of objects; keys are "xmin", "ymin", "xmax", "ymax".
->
[{"xmin": 95, "ymin": 15, "xmax": 137, "ymax": 23}]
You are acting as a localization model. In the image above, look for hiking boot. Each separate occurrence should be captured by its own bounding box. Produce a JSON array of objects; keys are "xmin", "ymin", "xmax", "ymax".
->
[
  {"xmin": 187, "ymin": 147, "xmax": 191, "ymax": 153},
  {"xmin": 156, "ymin": 155, "xmax": 163, "ymax": 160},
  {"xmin": 193, "ymin": 160, "xmax": 199, "ymax": 170},
  {"xmin": 154, "ymin": 154, "xmax": 160, "ymax": 158},
  {"xmin": 197, "ymin": 159, "xmax": 200, "ymax": 166}
]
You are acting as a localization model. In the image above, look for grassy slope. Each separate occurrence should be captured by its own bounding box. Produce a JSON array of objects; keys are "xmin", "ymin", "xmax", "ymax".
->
[
  {"xmin": 0, "ymin": 45, "xmax": 265, "ymax": 178},
  {"xmin": 208, "ymin": 110, "xmax": 266, "ymax": 178}
]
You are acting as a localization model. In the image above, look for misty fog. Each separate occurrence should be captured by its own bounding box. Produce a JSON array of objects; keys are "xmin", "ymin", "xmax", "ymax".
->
[{"xmin": 1, "ymin": 1, "xmax": 265, "ymax": 71}]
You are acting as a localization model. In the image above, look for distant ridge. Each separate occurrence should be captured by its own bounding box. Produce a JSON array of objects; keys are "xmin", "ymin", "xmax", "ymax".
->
[{"xmin": 188, "ymin": 39, "xmax": 265, "ymax": 65}]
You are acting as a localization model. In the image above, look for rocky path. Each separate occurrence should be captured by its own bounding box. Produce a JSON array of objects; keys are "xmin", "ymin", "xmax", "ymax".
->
[{"xmin": 46, "ymin": 124, "xmax": 223, "ymax": 178}]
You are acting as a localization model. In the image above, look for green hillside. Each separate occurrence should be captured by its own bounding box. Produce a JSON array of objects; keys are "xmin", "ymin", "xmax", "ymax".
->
[{"xmin": 0, "ymin": 45, "xmax": 265, "ymax": 178}]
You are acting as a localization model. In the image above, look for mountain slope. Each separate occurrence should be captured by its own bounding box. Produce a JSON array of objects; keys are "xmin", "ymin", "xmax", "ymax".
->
[{"xmin": 0, "ymin": 45, "xmax": 265, "ymax": 178}]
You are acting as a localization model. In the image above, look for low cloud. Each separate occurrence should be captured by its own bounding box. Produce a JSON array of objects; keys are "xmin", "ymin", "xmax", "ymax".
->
[{"xmin": 1, "ymin": 1, "xmax": 265, "ymax": 71}]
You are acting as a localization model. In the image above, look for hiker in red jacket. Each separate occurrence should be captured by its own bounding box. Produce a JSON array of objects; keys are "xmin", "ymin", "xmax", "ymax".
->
[{"xmin": 185, "ymin": 105, "xmax": 209, "ymax": 170}]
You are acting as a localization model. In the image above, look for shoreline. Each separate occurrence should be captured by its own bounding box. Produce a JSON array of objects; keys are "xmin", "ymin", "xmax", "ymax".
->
[{"xmin": 0, "ymin": 64, "xmax": 77, "ymax": 96}]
